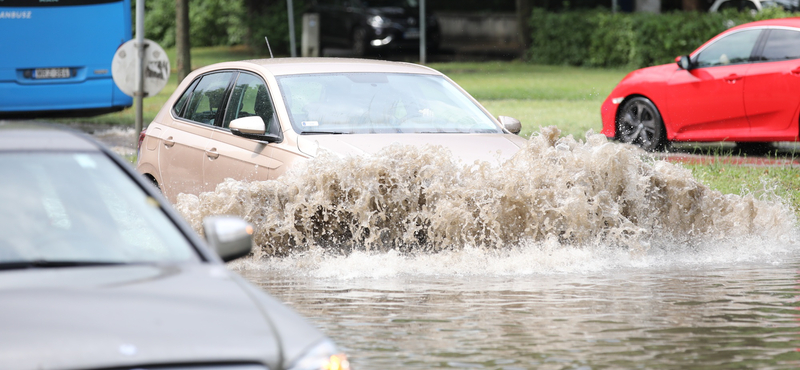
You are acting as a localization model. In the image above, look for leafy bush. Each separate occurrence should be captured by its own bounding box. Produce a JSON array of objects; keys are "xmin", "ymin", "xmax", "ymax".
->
[
  {"xmin": 140, "ymin": 0, "xmax": 304, "ymax": 54},
  {"xmin": 529, "ymin": 8, "xmax": 799, "ymax": 68}
]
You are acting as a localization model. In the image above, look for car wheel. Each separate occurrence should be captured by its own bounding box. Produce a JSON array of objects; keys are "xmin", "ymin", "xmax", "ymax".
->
[
  {"xmin": 146, "ymin": 174, "xmax": 161, "ymax": 192},
  {"xmin": 617, "ymin": 97, "xmax": 666, "ymax": 151},
  {"xmin": 352, "ymin": 28, "xmax": 367, "ymax": 57}
]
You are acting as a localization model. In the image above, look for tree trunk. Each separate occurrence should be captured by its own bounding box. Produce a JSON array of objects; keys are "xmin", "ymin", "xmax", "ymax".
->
[
  {"xmin": 682, "ymin": 0, "xmax": 700, "ymax": 10},
  {"xmin": 516, "ymin": 0, "xmax": 532, "ymax": 54},
  {"xmin": 176, "ymin": 0, "xmax": 191, "ymax": 82}
]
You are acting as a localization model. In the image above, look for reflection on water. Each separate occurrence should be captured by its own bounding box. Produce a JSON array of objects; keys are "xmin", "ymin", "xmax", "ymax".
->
[{"xmin": 237, "ymin": 256, "xmax": 800, "ymax": 369}]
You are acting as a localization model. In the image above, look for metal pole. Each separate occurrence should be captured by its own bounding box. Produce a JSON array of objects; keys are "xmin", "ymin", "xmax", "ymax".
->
[
  {"xmin": 135, "ymin": 0, "xmax": 144, "ymax": 139},
  {"xmin": 419, "ymin": 0, "xmax": 426, "ymax": 64},
  {"xmin": 287, "ymin": 0, "xmax": 297, "ymax": 57}
]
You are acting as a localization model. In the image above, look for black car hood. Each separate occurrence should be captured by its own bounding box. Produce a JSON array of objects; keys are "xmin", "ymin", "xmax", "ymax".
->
[{"xmin": 0, "ymin": 264, "xmax": 325, "ymax": 370}]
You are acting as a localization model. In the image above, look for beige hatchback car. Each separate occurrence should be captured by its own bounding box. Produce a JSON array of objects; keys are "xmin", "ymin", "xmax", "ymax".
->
[{"xmin": 137, "ymin": 58, "xmax": 525, "ymax": 202}]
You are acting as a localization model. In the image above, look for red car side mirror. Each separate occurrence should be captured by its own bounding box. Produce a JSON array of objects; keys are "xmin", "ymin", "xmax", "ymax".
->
[{"xmin": 676, "ymin": 55, "xmax": 692, "ymax": 70}]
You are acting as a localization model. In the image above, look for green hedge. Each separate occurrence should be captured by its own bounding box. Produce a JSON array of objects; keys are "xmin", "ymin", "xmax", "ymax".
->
[
  {"xmin": 529, "ymin": 8, "xmax": 800, "ymax": 68},
  {"xmin": 140, "ymin": 0, "xmax": 306, "ymax": 55}
]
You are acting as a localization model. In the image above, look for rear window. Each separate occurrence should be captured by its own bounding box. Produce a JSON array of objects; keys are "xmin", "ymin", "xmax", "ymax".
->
[{"xmin": 760, "ymin": 29, "xmax": 800, "ymax": 61}]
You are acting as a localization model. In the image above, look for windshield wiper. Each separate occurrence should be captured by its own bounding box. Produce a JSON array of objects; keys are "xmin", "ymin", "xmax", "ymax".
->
[
  {"xmin": 299, "ymin": 131, "xmax": 345, "ymax": 135},
  {"xmin": 0, "ymin": 260, "xmax": 127, "ymax": 271}
]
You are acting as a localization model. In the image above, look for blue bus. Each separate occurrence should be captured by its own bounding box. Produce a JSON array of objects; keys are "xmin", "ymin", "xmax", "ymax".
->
[{"xmin": 0, "ymin": 0, "xmax": 133, "ymax": 117}]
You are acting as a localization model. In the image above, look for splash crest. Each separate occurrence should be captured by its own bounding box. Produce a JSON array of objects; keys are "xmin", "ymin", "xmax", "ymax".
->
[{"xmin": 176, "ymin": 127, "xmax": 796, "ymax": 257}]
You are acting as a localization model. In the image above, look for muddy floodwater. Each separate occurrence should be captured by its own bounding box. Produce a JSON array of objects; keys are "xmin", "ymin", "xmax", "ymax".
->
[
  {"xmin": 234, "ymin": 254, "xmax": 800, "ymax": 369},
  {"xmin": 87, "ymin": 124, "xmax": 800, "ymax": 368},
  {"xmin": 173, "ymin": 128, "xmax": 799, "ymax": 369}
]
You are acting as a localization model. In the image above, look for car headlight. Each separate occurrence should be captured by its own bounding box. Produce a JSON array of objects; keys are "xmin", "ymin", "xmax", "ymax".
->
[
  {"xmin": 367, "ymin": 15, "xmax": 387, "ymax": 28},
  {"xmin": 288, "ymin": 339, "xmax": 350, "ymax": 370}
]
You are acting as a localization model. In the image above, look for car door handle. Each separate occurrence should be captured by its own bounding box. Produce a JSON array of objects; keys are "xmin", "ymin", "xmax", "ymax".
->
[
  {"xmin": 723, "ymin": 74, "xmax": 743, "ymax": 83},
  {"xmin": 205, "ymin": 148, "xmax": 219, "ymax": 159},
  {"xmin": 791, "ymin": 67, "xmax": 800, "ymax": 75},
  {"xmin": 164, "ymin": 136, "xmax": 175, "ymax": 148}
]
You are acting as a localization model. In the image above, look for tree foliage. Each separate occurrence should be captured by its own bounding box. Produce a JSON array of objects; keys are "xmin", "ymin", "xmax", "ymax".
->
[{"xmin": 528, "ymin": 7, "xmax": 799, "ymax": 68}]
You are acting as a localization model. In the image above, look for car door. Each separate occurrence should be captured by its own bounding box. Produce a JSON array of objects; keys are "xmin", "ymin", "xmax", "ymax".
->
[
  {"xmin": 204, "ymin": 71, "xmax": 283, "ymax": 190},
  {"xmin": 665, "ymin": 29, "xmax": 762, "ymax": 141},
  {"xmin": 744, "ymin": 28, "xmax": 800, "ymax": 140},
  {"xmin": 159, "ymin": 71, "xmax": 234, "ymax": 201}
]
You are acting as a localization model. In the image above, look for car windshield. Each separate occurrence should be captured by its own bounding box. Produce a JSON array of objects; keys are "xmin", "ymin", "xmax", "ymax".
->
[
  {"xmin": 0, "ymin": 152, "xmax": 198, "ymax": 266},
  {"xmin": 276, "ymin": 73, "xmax": 502, "ymax": 134}
]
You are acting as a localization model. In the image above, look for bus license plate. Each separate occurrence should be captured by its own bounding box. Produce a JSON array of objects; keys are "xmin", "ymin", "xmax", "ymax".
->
[{"xmin": 35, "ymin": 68, "xmax": 71, "ymax": 79}]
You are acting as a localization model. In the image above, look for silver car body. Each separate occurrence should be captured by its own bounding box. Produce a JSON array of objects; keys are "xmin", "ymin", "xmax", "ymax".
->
[{"xmin": 0, "ymin": 124, "xmax": 335, "ymax": 370}]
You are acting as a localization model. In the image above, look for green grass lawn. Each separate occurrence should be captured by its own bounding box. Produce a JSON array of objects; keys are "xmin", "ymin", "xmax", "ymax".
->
[
  {"xmin": 62, "ymin": 46, "xmax": 799, "ymax": 216},
  {"xmin": 429, "ymin": 61, "xmax": 628, "ymax": 139}
]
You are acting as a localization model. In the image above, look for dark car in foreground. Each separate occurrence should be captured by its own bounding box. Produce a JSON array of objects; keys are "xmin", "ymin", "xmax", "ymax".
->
[
  {"xmin": 0, "ymin": 123, "xmax": 349, "ymax": 370},
  {"xmin": 601, "ymin": 18, "xmax": 800, "ymax": 151},
  {"xmin": 312, "ymin": 0, "xmax": 440, "ymax": 56}
]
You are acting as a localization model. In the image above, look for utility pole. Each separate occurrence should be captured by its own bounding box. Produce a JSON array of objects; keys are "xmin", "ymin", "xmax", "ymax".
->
[
  {"xmin": 176, "ymin": 0, "xmax": 191, "ymax": 81},
  {"xmin": 516, "ymin": 0, "xmax": 532, "ymax": 55},
  {"xmin": 135, "ymin": 0, "xmax": 144, "ymax": 136},
  {"xmin": 288, "ymin": 0, "xmax": 297, "ymax": 57},
  {"xmin": 419, "ymin": 0, "xmax": 426, "ymax": 64}
]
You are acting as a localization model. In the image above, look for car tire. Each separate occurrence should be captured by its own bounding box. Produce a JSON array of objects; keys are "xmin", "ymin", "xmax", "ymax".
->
[
  {"xmin": 352, "ymin": 28, "xmax": 367, "ymax": 57},
  {"xmin": 146, "ymin": 174, "xmax": 161, "ymax": 192},
  {"xmin": 616, "ymin": 97, "xmax": 667, "ymax": 152}
]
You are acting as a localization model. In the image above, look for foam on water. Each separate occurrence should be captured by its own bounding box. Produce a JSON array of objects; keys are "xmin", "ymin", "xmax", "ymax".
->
[{"xmin": 176, "ymin": 127, "xmax": 798, "ymax": 275}]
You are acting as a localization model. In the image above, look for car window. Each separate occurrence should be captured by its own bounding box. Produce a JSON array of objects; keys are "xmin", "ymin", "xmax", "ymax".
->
[
  {"xmin": 0, "ymin": 152, "xmax": 198, "ymax": 264},
  {"xmin": 760, "ymin": 29, "xmax": 800, "ymax": 61},
  {"xmin": 183, "ymin": 72, "xmax": 234, "ymax": 126},
  {"xmin": 276, "ymin": 73, "xmax": 501, "ymax": 134},
  {"xmin": 223, "ymin": 72, "xmax": 279, "ymax": 135},
  {"xmin": 695, "ymin": 29, "xmax": 761, "ymax": 68},
  {"xmin": 172, "ymin": 79, "xmax": 198, "ymax": 117}
]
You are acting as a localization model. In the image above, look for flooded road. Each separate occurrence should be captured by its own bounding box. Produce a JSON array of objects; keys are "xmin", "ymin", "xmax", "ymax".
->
[
  {"xmin": 69, "ymin": 123, "xmax": 800, "ymax": 368},
  {"xmin": 172, "ymin": 127, "xmax": 799, "ymax": 369},
  {"xmin": 235, "ymin": 253, "xmax": 800, "ymax": 369}
]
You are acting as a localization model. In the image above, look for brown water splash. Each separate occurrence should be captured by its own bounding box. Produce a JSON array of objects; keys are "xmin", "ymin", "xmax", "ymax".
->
[{"xmin": 176, "ymin": 127, "xmax": 795, "ymax": 257}]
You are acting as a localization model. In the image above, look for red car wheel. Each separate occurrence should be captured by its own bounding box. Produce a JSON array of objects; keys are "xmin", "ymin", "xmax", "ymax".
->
[{"xmin": 617, "ymin": 97, "xmax": 666, "ymax": 151}]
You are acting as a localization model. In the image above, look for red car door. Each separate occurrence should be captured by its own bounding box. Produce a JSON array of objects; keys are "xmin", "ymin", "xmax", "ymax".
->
[
  {"xmin": 744, "ymin": 28, "xmax": 800, "ymax": 141},
  {"xmin": 665, "ymin": 29, "xmax": 762, "ymax": 141}
]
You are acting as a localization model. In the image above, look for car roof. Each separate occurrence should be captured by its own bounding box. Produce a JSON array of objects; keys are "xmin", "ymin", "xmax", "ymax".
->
[
  {"xmin": 199, "ymin": 57, "xmax": 443, "ymax": 76},
  {"xmin": 0, "ymin": 122, "xmax": 100, "ymax": 152},
  {"xmin": 731, "ymin": 17, "xmax": 800, "ymax": 31}
]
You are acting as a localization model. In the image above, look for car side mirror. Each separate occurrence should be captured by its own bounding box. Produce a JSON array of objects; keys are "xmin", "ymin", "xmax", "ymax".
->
[
  {"xmin": 676, "ymin": 55, "xmax": 693, "ymax": 70},
  {"xmin": 230, "ymin": 116, "xmax": 266, "ymax": 135},
  {"xmin": 498, "ymin": 116, "xmax": 522, "ymax": 135},
  {"xmin": 202, "ymin": 216, "xmax": 253, "ymax": 262},
  {"xmin": 230, "ymin": 116, "xmax": 281, "ymax": 143}
]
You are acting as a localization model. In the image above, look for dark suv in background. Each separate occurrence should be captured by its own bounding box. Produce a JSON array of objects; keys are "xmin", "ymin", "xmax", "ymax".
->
[{"xmin": 311, "ymin": 0, "xmax": 440, "ymax": 56}]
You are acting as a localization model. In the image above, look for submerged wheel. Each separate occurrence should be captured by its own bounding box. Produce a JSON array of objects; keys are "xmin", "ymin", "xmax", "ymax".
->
[
  {"xmin": 145, "ymin": 174, "xmax": 161, "ymax": 192},
  {"xmin": 617, "ymin": 97, "xmax": 666, "ymax": 152}
]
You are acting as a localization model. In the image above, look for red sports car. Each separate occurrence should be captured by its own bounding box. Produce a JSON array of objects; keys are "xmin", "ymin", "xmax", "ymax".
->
[{"xmin": 601, "ymin": 18, "xmax": 800, "ymax": 151}]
